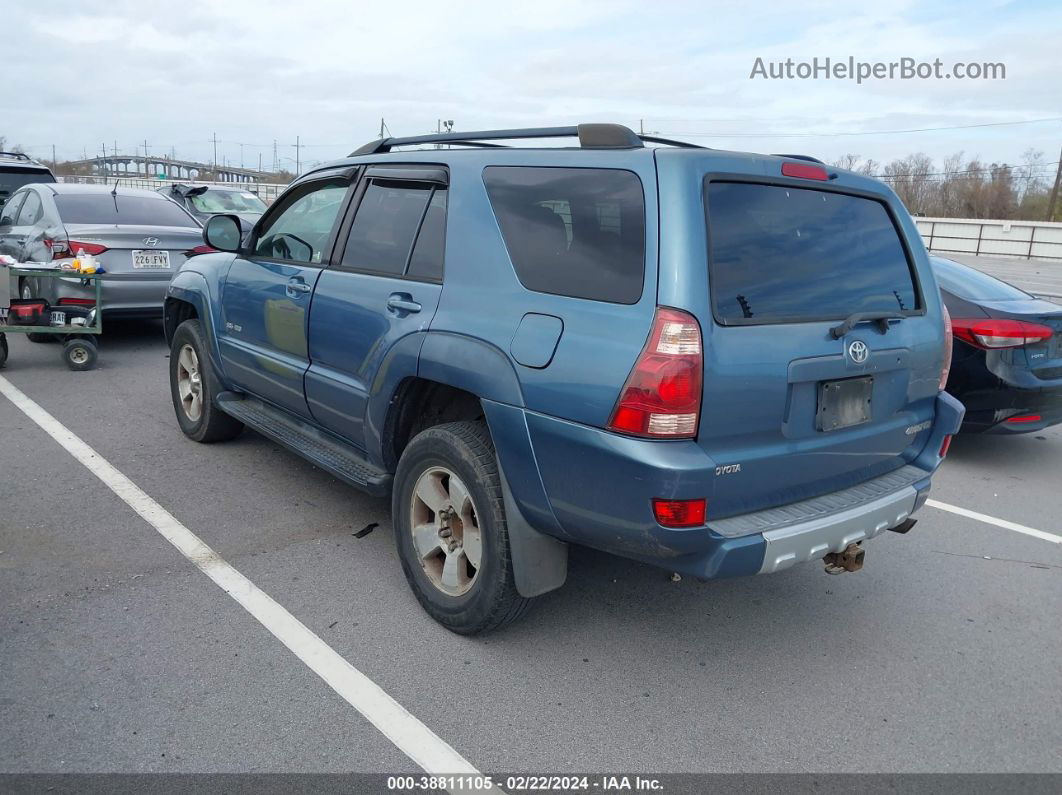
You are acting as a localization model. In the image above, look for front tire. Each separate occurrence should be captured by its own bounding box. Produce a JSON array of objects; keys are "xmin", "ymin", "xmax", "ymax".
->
[
  {"xmin": 169, "ymin": 319, "xmax": 243, "ymax": 443},
  {"xmin": 393, "ymin": 421, "xmax": 532, "ymax": 635},
  {"xmin": 62, "ymin": 337, "xmax": 97, "ymax": 371}
]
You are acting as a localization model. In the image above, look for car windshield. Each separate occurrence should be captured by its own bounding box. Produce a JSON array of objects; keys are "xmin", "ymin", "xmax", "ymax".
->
[
  {"xmin": 54, "ymin": 194, "xmax": 200, "ymax": 227},
  {"xmin": 0, "ymin": 167, "xmax": 53, "ymax": 209},
  {"xmin": 931, "ymin": 257, "xmax": 1033, "ymax": 302},
  {"xmin": 188, "ymin": 189, "xmax": 267, "ymax": 214}
]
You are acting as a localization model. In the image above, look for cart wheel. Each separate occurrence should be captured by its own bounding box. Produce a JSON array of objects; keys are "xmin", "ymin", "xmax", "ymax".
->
[
  {"xmin": 62, "ymin": 337, "xmax": 98, "ymax": 371},
  {"xmin": 0, "ymin": 333, "xmax": 7, "ymax": 369}
]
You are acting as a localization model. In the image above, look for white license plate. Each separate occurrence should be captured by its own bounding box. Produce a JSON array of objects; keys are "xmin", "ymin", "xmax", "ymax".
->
[{"xmin": 132, "ymin": 250, "xmax": 171, "ymax": 269}]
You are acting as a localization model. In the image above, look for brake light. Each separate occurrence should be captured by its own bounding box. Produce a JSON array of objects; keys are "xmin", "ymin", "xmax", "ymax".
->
[
  {"xmin": 608, "ymin": 307, "xmax": 702, "ymax": 438},
  {"xmin": 67, "ymin": 240, "xmax": 109, "ymax": 256},
  {"xmin": 57, "ymin": 297, "xmax": 96, "ymax": 307},
  {"xmin": 184, "ymin": 245, "xmax": 217, "ymax": 257},
  {"xmin": 939, "ymin": 435, "xmax": 952, "ymax": 457},
  {"xmin": 1006, "ymin": 414, "xmax": 1042, "ymax": 424},
  {"xmin": 781, "ymin": 162, "xmax": 829, "ymax": 181},
  {"xmin": 939, "ymin": 304, "xmax": 953, "ymax": 391},
  {"xmin": 951, "ymin": 318, "xmax": 1054, "ymax": 349},
  {"xmin": 652, "ymin": 498, "xmax": 706, "ymax": 528}
]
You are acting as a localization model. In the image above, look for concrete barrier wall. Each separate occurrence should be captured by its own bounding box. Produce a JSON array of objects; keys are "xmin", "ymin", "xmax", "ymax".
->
[{"xmin": 916, "ymin": 217, "xmax": 1062, "ymax": 261}]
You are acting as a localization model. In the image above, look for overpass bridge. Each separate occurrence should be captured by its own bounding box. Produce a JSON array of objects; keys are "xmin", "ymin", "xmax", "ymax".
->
[{"xmin": 66, "ymin": 155, "xmax": 266, "ymax": 183}]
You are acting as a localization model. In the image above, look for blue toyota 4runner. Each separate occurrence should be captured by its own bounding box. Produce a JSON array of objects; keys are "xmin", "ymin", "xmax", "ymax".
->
[{"xmin": 164, "ymin": 124, "xmax": 964, "ymax": 634}]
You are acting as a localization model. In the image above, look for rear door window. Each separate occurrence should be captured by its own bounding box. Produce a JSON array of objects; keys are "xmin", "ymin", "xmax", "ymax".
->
[
  {"xmin": 483, "ymin": 166, "xmax": 645, "ymax": 304},
  {"xmin": 55, "ymin": 194, "xmax": 200, "ymax": 227},
  {"xmin": 706, "ymin": 182, "xmax": 919, "ymax": 324},
  {"xmin": 16, "ymin": 191, "xmax": 43, "ymax": 226}
]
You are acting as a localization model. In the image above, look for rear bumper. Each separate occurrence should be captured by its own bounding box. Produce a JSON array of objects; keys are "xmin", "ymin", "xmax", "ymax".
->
[
  {"xmin": 951, "ymin": 385, "xmax": 1062, "ymax": 434},
  {"xmin": 517, "ymin": 391, "xmax": 963, "ymax": 579}
]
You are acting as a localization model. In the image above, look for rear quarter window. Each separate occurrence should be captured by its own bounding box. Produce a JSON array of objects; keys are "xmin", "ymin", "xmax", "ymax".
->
[
  {"xmin": 706, "ymin": 181, "xmax": 919, "ymax": 324},
  {"xmin": 55, "ymin": 194, "xmax": 199, "ymax": 227},
  {"xmin": 483, "ymin": 166, "xmax": 645, "ymax": 304}
]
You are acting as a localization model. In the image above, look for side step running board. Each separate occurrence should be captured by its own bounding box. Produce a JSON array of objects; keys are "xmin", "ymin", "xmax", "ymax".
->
[{"xmin": 216, "ymin": 393, "xmax": 392, "ymax": 497}]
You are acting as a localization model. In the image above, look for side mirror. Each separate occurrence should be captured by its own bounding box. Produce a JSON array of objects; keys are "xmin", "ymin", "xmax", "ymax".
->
[{"xmin": 204, "ymin": 214, "xmax": 242, "ymax": 252}]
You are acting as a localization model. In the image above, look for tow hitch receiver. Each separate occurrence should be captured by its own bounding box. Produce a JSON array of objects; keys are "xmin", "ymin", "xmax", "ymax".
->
[{"xmin": 823, "ymin": 543, "xmax": 864, "ymax": 574}]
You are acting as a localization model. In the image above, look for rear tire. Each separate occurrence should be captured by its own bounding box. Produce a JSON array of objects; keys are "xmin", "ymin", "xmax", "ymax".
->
[
  {"xmin": 0, "ymin": 333, "xmax": 7, "ymax": 368},
  {"xmin": 169, "ymin": 319, "xmax": 243, "ymax": 443},
  {"xmin": 393, "ymin": 421, "xmax": 532, "ymax": 635}
]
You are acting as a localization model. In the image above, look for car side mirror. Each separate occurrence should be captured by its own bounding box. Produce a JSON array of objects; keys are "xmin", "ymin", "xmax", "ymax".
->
[{"xmin": 204, "ymin": 214, "xmax": 242, "ymax": 253}]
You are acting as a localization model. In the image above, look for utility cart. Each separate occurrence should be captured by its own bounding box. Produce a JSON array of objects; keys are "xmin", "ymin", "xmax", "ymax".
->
[{"xmin": 0, "ymin": 265, "xmax": 103, "ymax": 371}]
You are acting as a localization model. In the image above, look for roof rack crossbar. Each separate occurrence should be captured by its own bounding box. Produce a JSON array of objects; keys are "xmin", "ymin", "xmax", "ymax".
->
[
  {"xmin": 350, "ymin": 123, "xmax": 685, "ymax": 156},
  {"xmin": 0, "ymin": 151, "xmax": 32, "ymax": 161}
]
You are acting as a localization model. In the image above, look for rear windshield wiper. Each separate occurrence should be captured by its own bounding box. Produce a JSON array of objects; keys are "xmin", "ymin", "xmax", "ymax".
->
[{"xmin": 829, "ymin": 312, "xmax": 904, "ymax": 339}]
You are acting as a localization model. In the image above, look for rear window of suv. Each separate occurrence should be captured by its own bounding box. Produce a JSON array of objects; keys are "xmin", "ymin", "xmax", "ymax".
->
[
  {"xmin": 484, "ymin": 166, "xmax": 645, "ymax": 304},
  {"xmin": 0, "ymin": 167, "xmax": 53, "ymax": 208},
  {"xmin": 706, "ymin": 181, "xmax": 919, "ymax": 324},
  {"xmin": 55, "ymin": 194, "xmax": 199, "ymax": 227}
]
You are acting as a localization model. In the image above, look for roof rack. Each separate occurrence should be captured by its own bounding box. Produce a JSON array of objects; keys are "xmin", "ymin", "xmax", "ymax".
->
[
  {"xmin": 0, "ymin": 151, "xmax": 33, "ymax": 161},
  {"xmin": 350, "ymin": 123, "xmax": 704, "ymax": 156},
  {"xmin": 771, "ymin": 153, "xmax": 825, "ymax": 165}
]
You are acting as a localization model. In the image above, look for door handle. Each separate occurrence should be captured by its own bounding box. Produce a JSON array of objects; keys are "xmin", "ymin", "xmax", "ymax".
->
[
  {"xmin": 387, "ymin": 294, "xmax": 422, "ymax": 314},
  {"xmin": 286, "ymin": 278, "xmax": 311, "ymax": 298}
]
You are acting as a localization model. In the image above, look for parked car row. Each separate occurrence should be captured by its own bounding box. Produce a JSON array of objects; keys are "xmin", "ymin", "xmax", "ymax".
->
[{"xmin": 1, "ymin": 152, "xmax": 266, "ymax": 321}]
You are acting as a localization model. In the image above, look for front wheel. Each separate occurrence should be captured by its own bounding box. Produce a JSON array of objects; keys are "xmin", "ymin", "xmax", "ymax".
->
[
  {"xmin": 393, "ymin": 421, "xmax": 532, "ymax": 635},
  {"xmin": 169, "ymin": 319, "xmax": 243, "ymax": 443}
]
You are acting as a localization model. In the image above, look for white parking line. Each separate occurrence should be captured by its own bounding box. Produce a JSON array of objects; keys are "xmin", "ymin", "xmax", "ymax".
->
[
  {"xmin": 927, "ymin": 499, "xmax": 1062, "ymax": 544},
  {"xmin": 0, "ymin": 374, "xmax": 495, "ymax": 790}
]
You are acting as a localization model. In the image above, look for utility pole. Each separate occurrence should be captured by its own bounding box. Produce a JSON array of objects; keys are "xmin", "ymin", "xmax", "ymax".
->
[
  {"xmin": 380, "ymin": 118, "xmax": 385, "ymax": 138},
  {"xmin": 639, "ymin": 119, "xmax": 644, "ymax": 135},
  {"xmin": 212, "ymin": 132, "xmax": 218, "ymax": 171},
  {"xmin": 240, "ymin": 142, "xmax": 244, "ymax": 169},
  {"xmin": 258, "ymin": 152, "xmax": 262, "ymax": 173},
  {"xmin": 1047, "ymin": 146, "xmax": 1062, "ymax": 222},
  {"xmin": 272, "ymin": 140, "xmax": 278, "ymax": 173},
  {"xmin": 294, "ymin": 136, "xmax": 302, "ymax": 174},
  {"xmin": 143, "ymin": 139, "xmax": 149, "ymax": 159},
  {"xmin": 51, "ymin": 144, "xmax": 56, "ymax": 166}
]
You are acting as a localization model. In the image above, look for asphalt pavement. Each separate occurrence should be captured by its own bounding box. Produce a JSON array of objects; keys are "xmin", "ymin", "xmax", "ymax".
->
[{"xmin": 1, "ymin": 264, "xmax": 1060, "ymax": 778}]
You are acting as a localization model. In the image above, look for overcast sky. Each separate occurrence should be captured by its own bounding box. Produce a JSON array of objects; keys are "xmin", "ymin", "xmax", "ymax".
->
[{"xmin": 3, "ymin": 0, "xmax": 1060, "ymax": 176}]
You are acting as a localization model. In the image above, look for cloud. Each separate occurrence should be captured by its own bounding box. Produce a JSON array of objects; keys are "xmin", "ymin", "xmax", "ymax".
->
[{"xmin": 3, "ymin": 0, "xmax": 1059, "ymax": 170}]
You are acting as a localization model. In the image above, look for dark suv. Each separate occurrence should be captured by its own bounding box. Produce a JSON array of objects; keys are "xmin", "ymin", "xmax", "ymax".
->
[
  {"xmin": 0, "ymin": 151, "xmax": 55, "ymax": 211},
  {"xmin": 164, "ymin": 124, "xmax": 963, "ymax": 634}
]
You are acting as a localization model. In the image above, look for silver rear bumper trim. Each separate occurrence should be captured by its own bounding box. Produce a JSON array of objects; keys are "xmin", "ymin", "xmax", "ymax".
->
[{"xmin": 757, "ymin": 486, "xmax": 918, "ymax": 574}]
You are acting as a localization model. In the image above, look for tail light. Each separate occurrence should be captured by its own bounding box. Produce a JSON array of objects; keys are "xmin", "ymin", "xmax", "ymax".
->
[
  {"xmin": 607, "ymin": 307, "xmax": 702, "ymax": 438},
  {"xmin": 57, "ymin": 297, "xmax": 97, "ymax": 307},
  {"xmin": 652, "ymin": 498, "xmax": 706, "ymax": 528},
  {"xmin": 184, "ymin": 245, "xmax": 217, "ymax": 257},
  {"xmin": 939, "ymin": 304, "xmax": 953, "ymax": 391},
  {"xmin": 951, "ymin": 318, "xmax": 1054, "ymax": 349},
  {"xmin": 1005, "ymin": 414, "xmax": 1042, "ymax": 424},
  {"xmin": 939, "ymin": 435, "xmax": 953, "ymax": 457},
  {"xmin": 67, "ymin": 240, "xmax": 109, "ymax": 257}
]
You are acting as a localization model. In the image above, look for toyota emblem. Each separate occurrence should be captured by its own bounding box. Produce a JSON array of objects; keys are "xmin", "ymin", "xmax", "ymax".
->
[
  {"xmin": 848, "ymin": 340, "xmax": 869, "ymax": 364},
  {"xmin": 143, "ymin": 237, "xmax": 160, "ymax": 247}
]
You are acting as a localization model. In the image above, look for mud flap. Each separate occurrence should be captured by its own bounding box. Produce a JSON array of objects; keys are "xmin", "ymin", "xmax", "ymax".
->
[{"xmin": 499, "ymin": 469, "xmax": 568, "ymax": 597}]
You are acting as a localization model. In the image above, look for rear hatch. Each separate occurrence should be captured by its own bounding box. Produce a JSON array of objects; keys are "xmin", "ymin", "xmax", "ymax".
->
[{"xmin": 657, "ymin": 152, "xmax": 945, "ymax": 519}]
